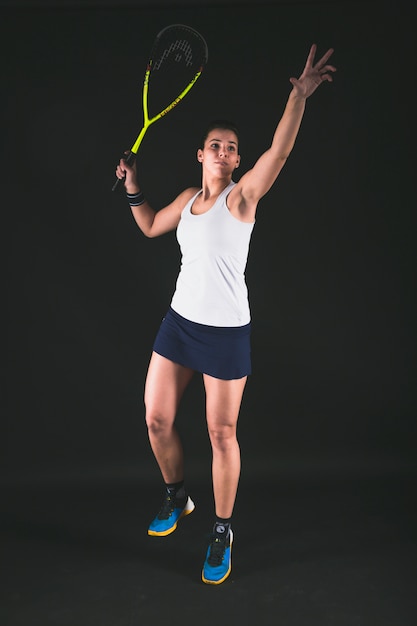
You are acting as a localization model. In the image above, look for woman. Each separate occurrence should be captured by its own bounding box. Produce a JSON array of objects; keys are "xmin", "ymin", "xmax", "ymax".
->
[{"xmin": 115, "ymin": 43, "xmax": 336, "ymax": 585}]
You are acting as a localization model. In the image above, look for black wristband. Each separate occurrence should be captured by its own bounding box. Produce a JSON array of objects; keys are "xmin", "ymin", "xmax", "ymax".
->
[{"xmin": 126, "ymin": 191, "xmax": 146, "ymax": 206}]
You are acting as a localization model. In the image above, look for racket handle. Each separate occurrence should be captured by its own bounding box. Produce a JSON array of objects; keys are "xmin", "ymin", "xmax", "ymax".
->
[{"xmin": 112, "ymin": 151, "xmax": 136, "ymax": 192}]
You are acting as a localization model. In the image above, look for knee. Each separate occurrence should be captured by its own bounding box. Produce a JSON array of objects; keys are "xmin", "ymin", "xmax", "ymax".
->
[
  {"xmin": 145, "ymin": 411, "xmax": 172, "ymax": 437},
  {"xmin": 208, "ymin": 423, "xmax": 237, "ymax": 451}
]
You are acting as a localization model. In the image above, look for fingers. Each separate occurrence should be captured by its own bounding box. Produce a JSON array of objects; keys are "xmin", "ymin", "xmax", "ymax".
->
[
  {"xmin": 319, "ymin": 72, "xmax": 334, "ymax": 83},
  {"xmin": 309, "ymin": 44, "xmax": 336, "ymax": 84},
  {"xmin": 306, "ymin": 44, "xmax": 335, "ymax": 70},
  {"xmin": 318, "ymin": 62, "xmax": 337, "ymax": 82},
  {"xmin": 315, "ymin": 48, "xmax": 335, "ymax": 70},
  {"xmin": 303, "ymin": 45, "xmax": 336, "ymax": 86},
  {"xmin": 115, "ymin": 160, "xmax": 126, "ymax": 179},
  {"xmin": 115, "ymin": 151, "xmax": 136, "ymax": 179},
  {"xmin": 305, "ymin": 43, "xmax": 317, "ymax": 69}
]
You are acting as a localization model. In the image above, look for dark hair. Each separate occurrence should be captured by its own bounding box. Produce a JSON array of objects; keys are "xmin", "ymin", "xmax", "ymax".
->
[{"xmin": 199, "ymin": 119, "xmax": 240, "ymax": 150}]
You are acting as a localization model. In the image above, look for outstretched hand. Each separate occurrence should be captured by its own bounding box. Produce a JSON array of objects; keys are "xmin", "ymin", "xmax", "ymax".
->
[{"xmin": 289, "ymin": 44, "xmax": 336, "ymax": 99}]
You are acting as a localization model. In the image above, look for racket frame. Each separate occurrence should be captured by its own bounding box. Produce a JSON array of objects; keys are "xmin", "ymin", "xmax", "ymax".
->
[
  {"xmin": 113, "ymin": 23, "xmax": 208, "ymax": 192},
  {"xmin": 130, "ymin": 56, "xmax": 204, "ymax": 156}
]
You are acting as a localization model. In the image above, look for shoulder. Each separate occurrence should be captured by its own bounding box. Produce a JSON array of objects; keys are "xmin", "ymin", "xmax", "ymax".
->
[
  {"xmin": 177, "ymin": 187, "xmax": 200, "ymax": 204},
  {"xmin": 150, "ymin": 187, "xmax": 201, "ymax": 237},
  {"xmin": 166, "ymin": 186, "xmax": 200, "ymax": 218}
]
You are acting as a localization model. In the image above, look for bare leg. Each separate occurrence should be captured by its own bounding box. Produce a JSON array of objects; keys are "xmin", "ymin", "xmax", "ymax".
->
[
  {"xmin": 144, "ymin": 352, "xmax": 194, "ymax": 484},
  {"xmin": 203, "ymin": 374, "xmax": 247, "ymax": 519}
]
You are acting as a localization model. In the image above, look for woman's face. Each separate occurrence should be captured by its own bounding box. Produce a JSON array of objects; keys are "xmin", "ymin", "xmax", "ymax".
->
[{"xmin": 197, "ymin": 128, "xmax": 240, "ymax": 176}]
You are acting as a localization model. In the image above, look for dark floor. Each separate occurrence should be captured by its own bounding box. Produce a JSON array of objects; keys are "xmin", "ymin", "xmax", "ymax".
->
[{"xmin": 1, "ymin": 472, "xmax": 416, "ymax": 626}]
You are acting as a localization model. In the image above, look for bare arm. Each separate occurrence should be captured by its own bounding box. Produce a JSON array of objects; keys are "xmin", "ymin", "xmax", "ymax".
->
[
  {"xmin": 115, "ymin": 156, "xmax": 197, "ymax": 238},
  {"xmin": 231, "ymin": 44, "xmax": 336, "ymax": 219}
]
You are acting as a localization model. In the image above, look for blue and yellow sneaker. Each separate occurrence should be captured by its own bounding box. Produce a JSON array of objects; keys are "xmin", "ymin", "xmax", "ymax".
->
[
  {"xmin": 148, "ymin": 493, "xmax": 195, "ymax": 537},
  {"xmin": 202, "ymin": 527, "xmax": 233, "ymax": 585}
]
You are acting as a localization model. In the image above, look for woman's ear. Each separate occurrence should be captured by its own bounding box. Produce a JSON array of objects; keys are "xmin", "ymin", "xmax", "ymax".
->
[{"xmin": 197, "ymin": 149, "xmax": 203, "ymax": 162}]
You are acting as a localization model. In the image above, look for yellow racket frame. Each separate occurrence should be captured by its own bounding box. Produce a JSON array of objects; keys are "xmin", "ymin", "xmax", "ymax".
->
[{"xmin": 130, "ymin": 63, "xmax": 204, "ymax": 155}]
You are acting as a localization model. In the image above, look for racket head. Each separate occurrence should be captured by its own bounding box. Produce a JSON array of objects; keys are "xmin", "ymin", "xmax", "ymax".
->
[{"xmin": 146, "ymin": 23, "xmax": 208, "ymax": 118}]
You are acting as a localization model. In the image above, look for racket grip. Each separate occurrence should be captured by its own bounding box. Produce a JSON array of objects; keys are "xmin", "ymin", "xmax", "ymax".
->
[{"xmin": 112, "ymin": 151, "xmax": 136, "ymax": 192}]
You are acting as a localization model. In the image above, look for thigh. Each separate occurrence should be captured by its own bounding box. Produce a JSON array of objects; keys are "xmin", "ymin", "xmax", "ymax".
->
[
  {"xmin": 144, "ymin": 352, "xmax": 194, "ymax": 421},
  {"xmin": 203, "ymin": 374, "xmax": 247, "ymax": 428}
]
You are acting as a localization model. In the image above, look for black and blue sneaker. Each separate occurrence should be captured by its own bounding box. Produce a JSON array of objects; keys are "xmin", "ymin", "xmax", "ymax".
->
[
  {"xmin": 148, "ymin": 492, "xmax": 195, "ymax": 537},
  {"xmin": 202, "ymin": 526, "xmax": 233, "ymax": 585}
]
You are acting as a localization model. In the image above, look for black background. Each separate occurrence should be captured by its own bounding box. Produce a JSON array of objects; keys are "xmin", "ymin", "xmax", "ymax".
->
[
  {"xmin": 3, "ymin": 1, "xmax": 417, "ymax": 624},
  {"xmin": 4, "ymin": 0, "xmax": 416, "ymax": 485}
]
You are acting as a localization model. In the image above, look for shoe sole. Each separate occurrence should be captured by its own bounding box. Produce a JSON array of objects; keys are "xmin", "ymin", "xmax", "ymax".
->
[
  {"xmin": 148, "ymin": 496, "xmax": 195, "ymax": 537},
  {"xmin": 202, "ymin": 530, "xmax": 233, "ymax": 585}
]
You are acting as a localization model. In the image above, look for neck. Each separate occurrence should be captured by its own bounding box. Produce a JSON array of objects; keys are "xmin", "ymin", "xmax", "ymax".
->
[{"xmin": 201, "ymin": 175, "xmax": 232, "ymax": 199}]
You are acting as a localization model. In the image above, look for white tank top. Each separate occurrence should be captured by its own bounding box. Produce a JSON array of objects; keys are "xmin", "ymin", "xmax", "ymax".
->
[{"xmin": 170, "ymin": 181, "xmax": 255, "ymax": 326}]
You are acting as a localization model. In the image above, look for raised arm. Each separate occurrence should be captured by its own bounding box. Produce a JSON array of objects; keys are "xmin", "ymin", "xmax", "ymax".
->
[
  {"xmin": 115, "ymin": 156, "xmax": 197, "ymax": 238},
  {"xmin": 232, "ymin": 44, "xmax": 336, "ymax": 219}
]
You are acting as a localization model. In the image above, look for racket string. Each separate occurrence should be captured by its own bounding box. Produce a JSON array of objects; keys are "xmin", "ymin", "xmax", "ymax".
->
[
  {"xmin": 149, "ymin": 30, "xmax": 206, "ymax": 115},
  {"xmin": 154, "ymin": 39, "xmax": 194, "ymax": 70}
]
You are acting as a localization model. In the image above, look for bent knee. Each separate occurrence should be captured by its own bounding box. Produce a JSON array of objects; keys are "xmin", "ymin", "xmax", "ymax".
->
[{"xmin": 145, "ymin": 411, "xmax": 173, "ymax": 435}]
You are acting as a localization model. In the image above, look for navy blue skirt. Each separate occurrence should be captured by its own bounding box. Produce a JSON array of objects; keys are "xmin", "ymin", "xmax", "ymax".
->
[{"xmin": 152, "ymin": 307, "xmax": 251, "ymax": 380}]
